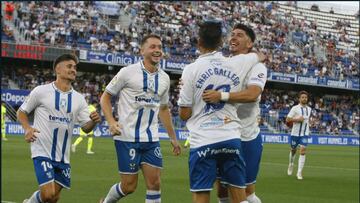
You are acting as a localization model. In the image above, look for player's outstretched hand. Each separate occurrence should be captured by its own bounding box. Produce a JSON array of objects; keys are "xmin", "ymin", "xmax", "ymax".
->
[
  {"xmin": 24, "ymin": 127, "xmax": 40, "ymax": 143},
  {"xmin": 202, "ymin": 90, "xmax": 221, "ymax": 103},
  {"xmin": 109, "ymin": 122, "xmax": 122, "ymax": 136},
  {"xmin": 90, "ymin": 111, "xmax": 101, "ymax": 123},
  {"xmin": 170, "ymin": 139, "xmax": 181, "ymax": 156}
]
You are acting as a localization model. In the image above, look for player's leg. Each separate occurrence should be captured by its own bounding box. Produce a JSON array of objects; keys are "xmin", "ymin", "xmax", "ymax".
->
[
  {"xmin": 102, "ymin": 141, "xmax": 140, "ymax": 203},
  {"xmin": 141, "ymin": 142, "xmax": 163, "ymax": 203},
  {"xmin": 2, "ymin": 122, "xmax": 7, "ymax": 141},
  {"xmin": 288, "ymin": 136, "xmax": 298, "ymax": 175},
  {"xmin": 216, "ymin": 180, "xmax": 230, "ymax": 203},
  {"xmin": 193, "ymin": 191, "xmax": 211, "ymax": 203},
  {"xmin": 189, "ymin": 143, "xmax": 217, "ymax": 203},
  {"xmin": 243, "ymin": 134, "xmax": 263, "ymax": 203},
  {"xmin": 86, "ymin": 133, "xmax": 95, "ymax": 154},
  {"xmin": 72, "ymin": 133, "xmax": 86, "ymax": 153},
  {"xmin": 184, "ymin": 135, "xmax": 190, "ymax": 148},
  {"xmin": 228, "ymin": 187, "xmax": 248, "ymax": 203},
  {"xmin": 25, "ymin": 157, "xmax": 63, "ymax": 203},
  {"xmin": 297, "ymin": 137, "xmax": 308, "ymax": 180},
  {"xmin": 218, "ymin": 139, "xmax": 248, "ymax": 203}
]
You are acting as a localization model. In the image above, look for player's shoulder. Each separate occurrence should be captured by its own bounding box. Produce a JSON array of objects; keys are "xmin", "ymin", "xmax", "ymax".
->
[
  {"xmin": 253, "ymin": 62, "xmax": 267, "ymax": 69},
  {"xmin": 32, "ymin": 83, "xmax": 53, "ymax": 94},
  {"xmin": 158, "ymin": 69, "xmax": 170, "ymax": 81},
  {"xmin": 120, "ymin": 62, "xmax": 141, "ymax": 74}
]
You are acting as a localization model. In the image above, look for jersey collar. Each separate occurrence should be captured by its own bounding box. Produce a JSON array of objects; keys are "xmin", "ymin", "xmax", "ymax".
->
[{"xmin": 52, "ymin": 82, "xmax": 73, "ymax": 93}]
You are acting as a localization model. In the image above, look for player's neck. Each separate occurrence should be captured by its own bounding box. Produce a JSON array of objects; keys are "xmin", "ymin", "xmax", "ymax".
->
[
  {"xmin": 231, "ymin": 50, "xmax": 248, "ymax": 56},
  {"xmin": 299, "ymin": 103, "xmax": 307, "ymax": 107},
  {"xmin": 54, "ymin": 79, "xmax": 72, "ymax": 92},
  {"xmin": 142, "ymin": 60, "xmax": 158, "ymax": 73}
]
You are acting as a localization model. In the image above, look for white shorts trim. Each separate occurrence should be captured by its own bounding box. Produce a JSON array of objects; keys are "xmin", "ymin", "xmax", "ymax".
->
[
  {"xmin": 55, "ymin": 180, "xmax": 70, "ymax": 189},
  {"xmin": 220, "ymin": 181, "xmax": 246, "ymax": 189},
  {"xmin": 190, "ymin": 188, "xmax": 213, "ymax": 192},
  {"xmin": 119, "ymin": 171, "xmax": 139, "ymax": 175},
  {"xmin": 39, "ymin": 179, "xmax": 54, "ymax": 187},
  {"xmin": 245, "ymin": 180, "xmax": 257, "ymax": 185},
  {"xmin": 140, "ymin": 162, "xmax": 163, "ymax": 169}
]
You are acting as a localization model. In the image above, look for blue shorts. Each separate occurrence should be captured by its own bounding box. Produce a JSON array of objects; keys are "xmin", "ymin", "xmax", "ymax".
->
[
  {"xmin": 189, "ymin": 139, "xmax": 246, "ymax": 192},
  {"xmin": 290, "ymin": 136, "xmax": 308, "ymax": 149},
  {"xmin": 242, "ymin": 133, "xmax": 263, "ymax": 185},
  {"xmin": 33, "ymin": 157, "xmax": 71, "ymax": 189},
  {"xmin": 114, "ymin": 141, "xmax": 163, "ymax": 174}
]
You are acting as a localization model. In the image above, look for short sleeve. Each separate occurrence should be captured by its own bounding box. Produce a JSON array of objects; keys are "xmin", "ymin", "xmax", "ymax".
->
[
  {"xmin": 160, "ymin": 77, "xmax": 170, "ymax": 105},
  {"xmin": 287, "ymin": 106, "xmax": 296, "ymax": 118},
  {"xmin": 105, "ymin": 68, "xmax": 128, "ymax": 96},
  {"xmin": 178, "ymin": 65, "xmax": 194, "ymax": 107},
  {"xmin": 19, "ymin": 87, "xmax": 41, "ymax": 114},
  {"xmin": 76, "ymin": 96, "xmax": 92, "ymax": 127},
  {"xmin": 247, "ymin": 63, "xmax": 267, "ymax": 90}
]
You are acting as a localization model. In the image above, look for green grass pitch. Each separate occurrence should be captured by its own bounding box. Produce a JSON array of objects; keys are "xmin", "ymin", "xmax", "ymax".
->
[{"xmin": 2, "ymin": 136, "xmax": 359, "ymax": 203}]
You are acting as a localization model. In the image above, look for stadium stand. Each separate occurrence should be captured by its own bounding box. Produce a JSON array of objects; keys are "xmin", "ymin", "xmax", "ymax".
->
[{"xmin": 1, "ymin": 1, "xmax": 359, "ymax": 136}]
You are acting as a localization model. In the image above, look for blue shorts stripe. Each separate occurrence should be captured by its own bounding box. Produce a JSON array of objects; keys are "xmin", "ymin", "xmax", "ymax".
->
[
  {"xmin": 67, "ymin": 93, "xmax": 72, "ymax": 113},
  {"xmin": 51, "ymin": 128, "xmax": 59, "ymax": 161},
  {"xmin": 146, "ymin": 194, "xmax": 161, "ymax": 200},
  {"xmin": 61, "ymin": 130, "xmax": 69, "ymax": 163},
  {"xmin": 135, "ymin": 109, "xmax": 144, "ymax": 142},
  {"xmin": 115, "ymin": 184, "xmax": 123, "ymax": 197},
  {"xmin": 36, "ymin": 191, "xmax": 41, "ymax": 203},
  {"xmin": 146, "ymin": 109, "xmax": 155, "ymax": 142},
  {"xmin": 55, "ymin": 90, "xmax": 60, "ymax": 111}
]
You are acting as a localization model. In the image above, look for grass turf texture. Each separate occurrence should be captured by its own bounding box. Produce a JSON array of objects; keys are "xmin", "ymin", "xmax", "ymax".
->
[{"xmin": 2, "ymin": 136, "xmax": 359, "ymax": 203}]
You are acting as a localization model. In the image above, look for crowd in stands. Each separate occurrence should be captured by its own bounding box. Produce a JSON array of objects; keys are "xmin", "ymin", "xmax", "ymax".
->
[
  {"xmin": 2, "ymin": 65, "xmax": 359, "ymax": 136},
  {"xmin": 261, "ymin": 89, "xmax": 359, "ymax": 135},
  {"xmin": 2, "ymin": 1, "xmax": 359, "ymax": 81}
]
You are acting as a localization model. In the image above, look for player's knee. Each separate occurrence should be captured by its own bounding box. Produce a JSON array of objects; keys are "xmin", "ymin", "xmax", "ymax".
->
[
  {"xmin": 41, "ymin": 191, "xmax": 57, "ymax": 202},
  {"xmin": 148, "ymin": 176, "xmax": 161, "ymax": 190},
  {"xmin": 121, "ymin": 180, "xmax": 138, "ymax": 194}
]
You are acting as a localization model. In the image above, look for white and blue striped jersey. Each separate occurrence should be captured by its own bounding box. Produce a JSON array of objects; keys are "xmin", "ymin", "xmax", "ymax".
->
[
  {"xmin": 287, "ymin": 104, "xmax": 312, "ymax": 136},
  {"xmin": 105, "ymin": 61, "xmax": 170, "ymax": 142},
  {"xmin": 19, "ymin": 82, "xmax": 91, "ymax": 164},
  {"xmin": 178, "ymin": 51, "xmax": 259, "ymax": 148},
  {"xmin": 236, "ymin": 63, "xmax": 267, "ymax": 141}
]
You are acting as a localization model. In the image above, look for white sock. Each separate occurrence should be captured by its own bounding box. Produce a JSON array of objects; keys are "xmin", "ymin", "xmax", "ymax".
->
[
  {"xmin": 298, "ymin": 155, "xmax": 306, "ymax": 174},
  {"xmin": 289, "ymin": 152, "xmax": 296, "ymax": 165},
  {"xmin": 27, "ymin": 190, "xmax": 42, "ymax": 203},
  {"xmin": 218, "ymin": 197, "xmax": 230, "ymax": 203},
  {"xmin": 103, "ymin": 183, "xmax": 125, "ymax": 203},
  {"xmin": 145, "ymin": 190, "xmax": 161, "ymax": 203},
  {"xmin": 240, "ymin": 201, "xmax": 249, "ymax": 203},
  {"xmin": 247, "ymin": 192, "xmax": 262, "ymax": 203}
]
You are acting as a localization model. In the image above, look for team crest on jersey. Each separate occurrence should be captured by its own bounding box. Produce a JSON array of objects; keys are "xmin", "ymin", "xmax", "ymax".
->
[
  {"xmin": 148, "ymin": 79, "xmax": 155, "ymax": 92},
  {"xmin": 60, "ymin": 98, "xmax": 67, "ymax": 109},
  {"xmin": 154, "ymin": 147, "xmax": 162, "ymax": 158}
]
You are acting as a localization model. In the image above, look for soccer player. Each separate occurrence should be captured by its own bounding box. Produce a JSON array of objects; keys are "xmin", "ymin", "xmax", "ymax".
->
[
  {"xmin": 100, "ymin": 34, "xmax": 181, "ymax": 203},
  {"xmin": 17, "ymin": 54, "xmax": 101, "ymax": 203},
  {"xmin": 72, "ymin": 100, "xmax": 98, "ymax": 154},
  {"xmin": 286, "ymin": 91, "xmax": 312, "ymax": 180},
  {"xmin": 178, "ymin": 21, "xmax": 261, "ymax": 203},
  {"xmin": 202, "ymin": 24, "xmax": 267, "ymax": 203},
  {"xmin": 1, "ymin": 101, "xmax": 7, "ymax": 141}
]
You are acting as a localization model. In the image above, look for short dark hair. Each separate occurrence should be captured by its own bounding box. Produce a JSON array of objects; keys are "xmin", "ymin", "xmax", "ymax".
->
[
  {"xmin": 53, "ymin": 54, "xmax": 78, "ymax": 70},
  {"xmin": 141, "ymin": 34, "xmax": 162, "ymax": 46},
  {"xmin": 298, "ymin": 90, "xmax": 309, "ymax": 98},
  {"xmin": 233, "ymin": 23, "xmax": 256, "ymax": 42},
  {"xmin": 198, "ymin": 20, "xmax": 223, "ymax": 50}
]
